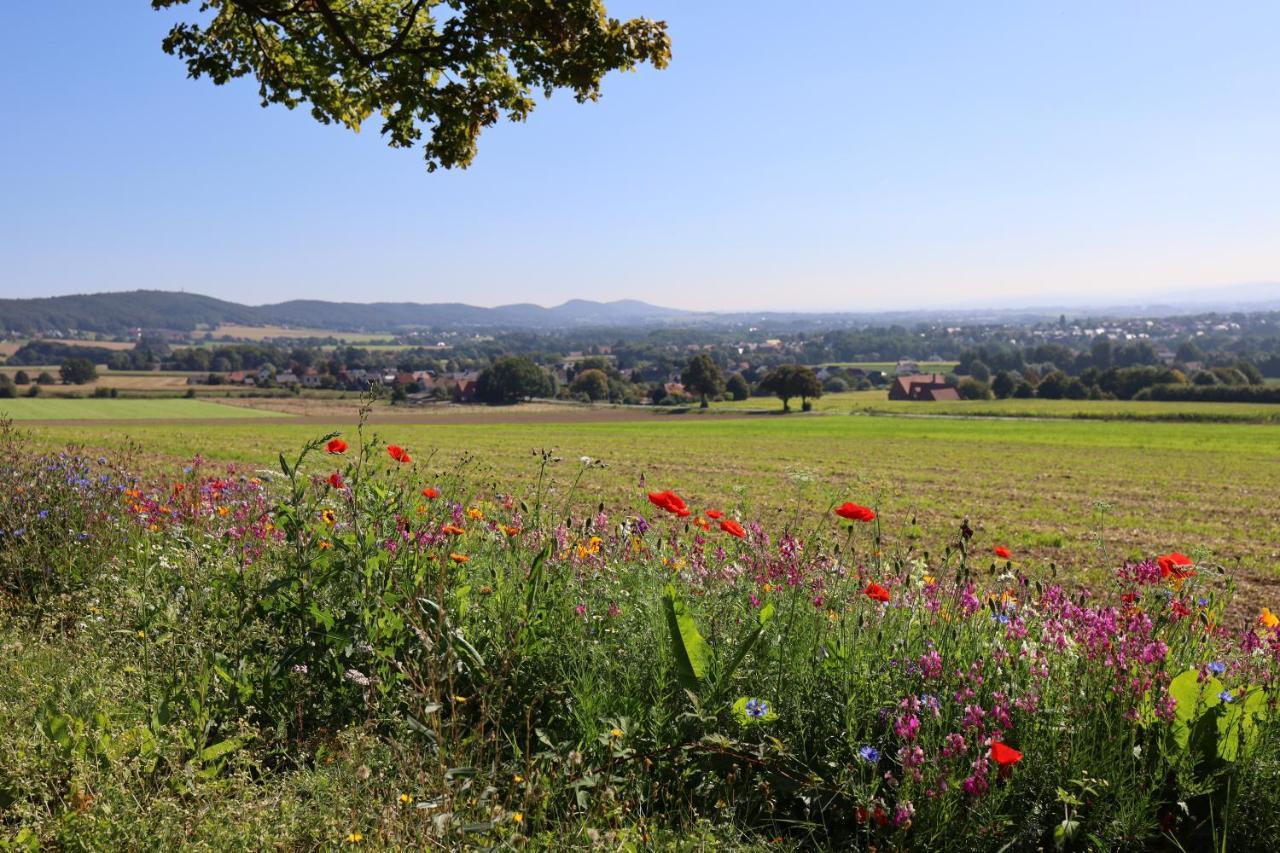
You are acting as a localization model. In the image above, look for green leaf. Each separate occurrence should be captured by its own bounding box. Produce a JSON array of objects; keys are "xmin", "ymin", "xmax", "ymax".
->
[
  {"xmin": 1217, "ymin": 685, "xmax": 1268, "ymax": 762},
  {"xmin": 662, "ymin": 584, "xmax": 710, "ymax": 692},
  {"xmin": 198, "ymin": 737, "xmax": 245, "ymax": 763}
]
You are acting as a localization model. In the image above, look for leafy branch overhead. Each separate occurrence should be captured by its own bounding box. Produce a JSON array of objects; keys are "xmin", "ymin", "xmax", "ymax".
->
[{"xmin": 153, "ymin": 0, "xmax": 671, "ymax": 170}]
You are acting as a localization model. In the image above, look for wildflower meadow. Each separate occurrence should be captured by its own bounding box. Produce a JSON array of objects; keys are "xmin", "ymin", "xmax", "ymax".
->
[{"xmin": 1, "ymin": 413, "xmax": 1278, "ymax": 851}]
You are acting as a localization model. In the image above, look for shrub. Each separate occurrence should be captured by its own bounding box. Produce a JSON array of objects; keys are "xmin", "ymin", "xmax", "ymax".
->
[{"xmin": 956, "ymin": 377, "xmax": 991, "ymax": 400}]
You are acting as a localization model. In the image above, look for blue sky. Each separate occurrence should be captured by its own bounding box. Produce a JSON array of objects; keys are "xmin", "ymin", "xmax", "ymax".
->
[{"xmin": 2, "ymin": 2, "xmax": 1279, "ymax": 311}]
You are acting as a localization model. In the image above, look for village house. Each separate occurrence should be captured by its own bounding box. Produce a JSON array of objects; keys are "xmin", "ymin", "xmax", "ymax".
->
[{"xmin": 888, "ymin": 373, "xmax": 960, "ymax": 402}]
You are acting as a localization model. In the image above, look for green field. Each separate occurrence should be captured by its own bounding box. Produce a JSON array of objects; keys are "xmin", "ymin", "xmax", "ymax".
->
[
  {"xmin": 0, "ymin": 398, "xmax": 284, "ymax": 420},
  {"xmin": 23, "ymin": 412, "xmax": 1280, "ymax": 581},
  {"xmin": 703, "ymin": 389, "xmax": 1280, "ymax": 422}
]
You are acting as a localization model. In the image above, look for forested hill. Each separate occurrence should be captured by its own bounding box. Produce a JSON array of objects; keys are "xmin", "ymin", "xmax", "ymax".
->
[
  {"xmin": 0, "ymin": 291, "xmax": 692, "ymax": 335},
  {"xmin": 0, "ymin": 291, "xmax": 260, "ymax": 335}
]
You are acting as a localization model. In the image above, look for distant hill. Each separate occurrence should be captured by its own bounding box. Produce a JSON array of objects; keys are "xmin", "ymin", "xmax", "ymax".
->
[
  {"xmin": 0, "ymin": 291, "xmax": 261, "ymax": 335},
  {"xmin": 0, "ymin": 290, "xmax": 694, "ymax": 335}
]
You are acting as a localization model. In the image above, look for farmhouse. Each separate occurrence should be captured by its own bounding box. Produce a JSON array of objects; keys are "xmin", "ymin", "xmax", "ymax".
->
[{"xmin": 889, "ymin": 373, "xmax": 960, "ymax": 402}]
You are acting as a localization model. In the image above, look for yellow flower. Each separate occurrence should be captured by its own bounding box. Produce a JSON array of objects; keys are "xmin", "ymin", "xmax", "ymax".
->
[
  {"xmin": 512, "ymin": 812, "xmax": 523, "ymax": 824},
  {"xmin": 923, "ymin": 574, "xmax": 937, "ymax": 586},
  {"xmin": 136, "ymin": 630, "xmax": 145, "ymax": 639},
  {"xmin": 513, "ymin": 774, "xmax": 524, "ymax": 783},
  {"xmin": 321, "ymin": 509, "xmax": 336, "ymax": 526},
  {"xmin": 346, "ymin": 831, "xmax": 362, "ymax": 843},
  {"xmin": 610, "ymin": 727, "xmax": 623, "ymax": 738},
  {"xmin": 1261, "ymin": 608, "xmax": 1279, "ymax": 629},
  {"xmin": 399, "ymin": 793, "xmax": 411, "ymax": 804}
]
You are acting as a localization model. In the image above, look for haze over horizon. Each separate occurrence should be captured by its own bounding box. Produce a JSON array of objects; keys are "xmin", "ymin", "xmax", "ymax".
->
[{"xmin": 4, "ymin": 2, "xmax": 1280, "ymax": 312}]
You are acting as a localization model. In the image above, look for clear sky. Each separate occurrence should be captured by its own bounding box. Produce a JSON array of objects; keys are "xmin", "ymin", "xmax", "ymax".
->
[{"xmin": 3, "ymin": 2, "xmax": 1280, "ymax": 311}]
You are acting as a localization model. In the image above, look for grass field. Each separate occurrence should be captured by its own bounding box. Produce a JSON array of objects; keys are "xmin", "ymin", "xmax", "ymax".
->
[
  {"xmin": 0, "ymin": 398, "xmax": 284, "ymax": 420},
  {"xmin": 21, "ymin": 412, "xmax": 1280, "ymax": 584},
  {"xmin": 703, "ymin": 389, "xmax": 1280, "ymax": 422},
  {"xmin": 824, "ymin": 360, "xmax": 957, "ymax": 373}
]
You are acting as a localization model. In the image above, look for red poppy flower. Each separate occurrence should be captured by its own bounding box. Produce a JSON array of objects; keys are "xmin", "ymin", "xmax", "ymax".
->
[
  {"xmin": 1157, "ymin": 552, "xmax": 1195, "ymax": 580},
  {"xmin": 326, "ymin": 438, "xmax": 348, "ymax": 454},
  {"xmin": 990, "ymin": 741, "xmax": 1022, "ymax": 767},
  {"xmin": 994, "ymin": 546, "xmax": 1012, "ymax": 560},
  {"xmin": 864, "ymin": 582, "xmax": 890, "ymax": 603},
  {"xmin": 720, "ymin": 519, "xmax": 746, "ymax": 539},
  {"xmin": 327, "ymin": 472, "xmax": 344, "ymax": 489},
  {"xmin": 706, "ymin": 509, "xmax": 724, "ymax": 520},
  {"xmin": 422, "ymin": 487, "xmax": 439, "ymax": 500},
  {"xmin": 647, "ymin": 490, "xmax": 689, "ymax": 516},
  {"xmin": 387, "ymin": 445, "xmax": 411, "ymax": 464},
  {"xmin": 835, "ymin": 502, "xmax": 876, "ymax": 522}
]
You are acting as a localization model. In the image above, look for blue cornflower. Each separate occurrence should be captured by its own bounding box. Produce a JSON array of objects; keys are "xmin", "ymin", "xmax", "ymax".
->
[
  {"xmin": 858, "ymin": 745, "xmax": 880, "ymax": 763},
  {"xmin": 1219, "ymin": 690, "xmax": 1234, "ymax": 703},
  {"xmin": 38, "ymin": 510, "xmax": 49, "ymax": 520},
  {"xmin": 1208, "ymin": 661, "xmax": 1226, "ymax": 676},
  {"xmin": 745, "ymin": 698, "xmax": 769, "ymax": 719},
  {"xmin": 1197, "ymin": 597, "xmax": 1209, "ymax": 608},
  {"xmin": 995, "ymin": 614, "xmax": 1010, "ymax": 625}
]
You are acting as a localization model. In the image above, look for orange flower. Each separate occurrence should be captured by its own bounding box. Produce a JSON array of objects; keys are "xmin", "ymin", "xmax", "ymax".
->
[
  {"xmin": 693, "ymin": 516, "xmax": 711, "ymax": 530},
  {"xmin": 719, "ymin": 519, "xmax": 746, "ymax": 539},
  {"xmin": 387, "ymin": 444, "xmax": 411, "ymax": 463},
  {"xmin": 990, "ymin": 740, "xmax": 1022, "ymax": 768},
  {"xmin": 328, "ymin": 472, "xmax": 344, "ymax": 489},
  {"xmin": 326, "ymin": 438, "xmax": 348, "ymax": 454},
  {"xmin": 1261, "ymin": 608, "xmax": 1279, "ymax": 629},
  {"xmin": 993, "ymin": 546, "xmax": 1012, "ymax": 560},
  {"xmin": 441, "ymin": 524, "xmax": 465, "ymax": 536},
  {"xmin": 501, "ymin": 524, "xmax": 521, "ymax": 537},
  {"xmin": 864, "ymin": 582, "xmax": 890, "ymax": 603},
  {"xmin": 422, "ymin": 487, "xmax": 439, "ymax": 500},
  {"xmin": 835, "ymin": 502, "xmax": 876, "ymax": 522},
  {"xmin": 450, "ymin": 553, "xmax": 469, "ymax": 564}
]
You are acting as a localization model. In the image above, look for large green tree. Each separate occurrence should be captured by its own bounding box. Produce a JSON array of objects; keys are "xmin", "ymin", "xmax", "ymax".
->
[
  {"xmin": 475, "ymin": 355, "xmax": 552, "ymax": 404},
  {"xmin": 758, "ymin": 364, "xmax": 822, "ymax": 413},
  {"xmin": 680, "ymin": 353, "xmax": 724, "ymax": 408},
  {"xmin": 155, "ymin": 0, "xmax": 671, "ymax": 170}
]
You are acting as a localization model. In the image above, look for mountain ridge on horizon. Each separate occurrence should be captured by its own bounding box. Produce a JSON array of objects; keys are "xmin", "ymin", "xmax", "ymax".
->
[{"xmin": 1, "ymin": 285, "xmax": 1279, "ymax": 337}]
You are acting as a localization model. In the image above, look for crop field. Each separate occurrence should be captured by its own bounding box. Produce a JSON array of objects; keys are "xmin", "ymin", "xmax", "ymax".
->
[
  {"xmin": 0, "ymin": 398, "xmax": 285, "ymax": 421},
  {"xmin": 209, "ymin": 324, "xmax": 393, "ymax": 342},
  {"xmin": 19, "ymin": 410, "xmax": 1280, "ymax": 590}
]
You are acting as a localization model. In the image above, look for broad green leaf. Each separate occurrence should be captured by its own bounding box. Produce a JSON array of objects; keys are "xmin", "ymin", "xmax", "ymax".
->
[{"xmin": 662, "ymin": 584, "xmax": 710, "ymax": 692}]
